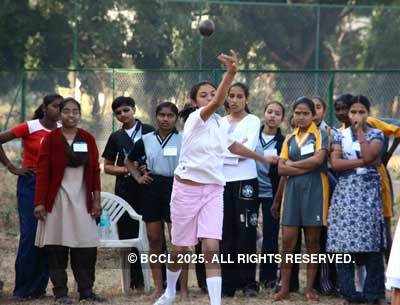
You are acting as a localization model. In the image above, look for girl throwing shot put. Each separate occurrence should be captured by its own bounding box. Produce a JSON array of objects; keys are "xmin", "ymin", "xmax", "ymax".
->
[{"xmin": 154, "ymin": 51, "xmax": 275, "ymax": 305}]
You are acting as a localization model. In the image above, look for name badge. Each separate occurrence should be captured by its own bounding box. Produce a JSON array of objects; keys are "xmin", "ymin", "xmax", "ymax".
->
[
  {"xmin": 224, "ymin": 156, "xmax": 239, "ymax": 165},
  {"xmin": 356, "ymin": 167, "xmax": 367, "ymax": 175},
  {"xmin": 300, "ymin": 143, "xmax": 314, "ymax": 156},
  {"xmin": 352, "ymin": 141, "xmax": 361, "ymax": 152},
  {"xmin": 163, "ymin": 146, "xmax": 177, "ymax": 157},
  {"xmin": 264, "ymin": 148, "xmax": 278, "ymax": 157},
  {"xmin": 73, "ymin": 142, "xmax": 88, "ymax": 152}
]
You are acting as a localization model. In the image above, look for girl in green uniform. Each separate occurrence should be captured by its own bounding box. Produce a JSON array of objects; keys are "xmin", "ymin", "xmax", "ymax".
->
[{"xmin": 274, "ymin": 97, "xmax": 330, "ymax": 302}]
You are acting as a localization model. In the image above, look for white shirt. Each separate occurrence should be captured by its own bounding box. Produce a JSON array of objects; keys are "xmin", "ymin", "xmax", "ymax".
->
[
  {"xmin": 124, "ymin": 122, "xmax": 142, "ymax": 143},
  {"xmin": 174, "ymin": 108, "xmax": 233, "ymax": 185},
  {"xmin": 221, "ymin": 114, "xmax": 261, "ymax": 182}
]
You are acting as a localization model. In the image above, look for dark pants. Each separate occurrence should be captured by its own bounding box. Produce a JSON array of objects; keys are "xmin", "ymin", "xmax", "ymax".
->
[
  {"xmin": 314, "ymin": 227, "xmax": 337, "ymax": 294},
  {"xmin": 115, "ymin": 178, "xmax": 144, "ymax": 288},
  {"xmin": 336, "ymin": 252, "xmax": 385, "ymax": 303},
  {"xmin": 259, "ymin": 197, "xmax": 279, "ymax": 286},
  {"xmin": 221, "ymin": 179, "xmax": 259, "ymax": 294},
  {"xmin": 385, "ymin": 217, "xmax": 393, "ymax": 262},
  {"xmin": 14, "ymin": 175, "xmax": 49, "ymax": 298},
  {"xmin": 46, "ymin": 245, "xmax": 97, "ymax": 298}
]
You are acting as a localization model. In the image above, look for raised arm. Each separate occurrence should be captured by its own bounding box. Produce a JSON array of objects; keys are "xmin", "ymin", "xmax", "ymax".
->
[{"xmin": 200, "ymin": 50, "xmax": 238, "ymax": 122}]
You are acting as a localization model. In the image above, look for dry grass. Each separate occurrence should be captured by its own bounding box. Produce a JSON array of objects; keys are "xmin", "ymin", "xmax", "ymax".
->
[
  {"xmin": 0, "ymin": 231, "xmax": 345, "ymax": 305},
  {"xmin": 0, "ymin": 159, "xmax": 398, "ymax": 304}
]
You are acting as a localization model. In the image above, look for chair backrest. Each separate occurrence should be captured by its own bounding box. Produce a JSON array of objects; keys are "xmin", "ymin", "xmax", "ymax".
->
[{"xmin": 99, "ymin": 192, "xmax": 143, "ymax": 241}]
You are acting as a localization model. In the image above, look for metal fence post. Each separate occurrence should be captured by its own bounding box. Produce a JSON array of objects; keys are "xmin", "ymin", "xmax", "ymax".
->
[
  {"xmin": 72, "ymin": 0, "xmax": 79, "ymax": 69},
  {"xmin": 327, "ymin": 71, "xmax": 335, "ymax": 126},
  {"xmin": 112, "ymin": 68, "xmax": 116, "ymax": 132},
  {"xmin": 20, "ymin": 70, "xmax": 26, "ymax": 123}
]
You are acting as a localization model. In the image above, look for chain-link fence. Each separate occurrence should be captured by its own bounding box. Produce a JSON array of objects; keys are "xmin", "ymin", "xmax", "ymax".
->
[
  {"xmin": 1, "ymin": 68, "xmax": 400, "ymax": 230},
  {"xmin": 1, "ymin": 69, "xmax": 400, "ymax": 140}
]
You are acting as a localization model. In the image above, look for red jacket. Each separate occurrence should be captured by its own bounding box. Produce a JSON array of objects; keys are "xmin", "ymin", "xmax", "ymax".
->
[{"xmin": 34, "ymin": 127, "xmax": 101, "ymax": 213}]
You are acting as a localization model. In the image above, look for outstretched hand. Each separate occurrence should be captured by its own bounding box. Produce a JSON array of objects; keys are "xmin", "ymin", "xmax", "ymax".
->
[{"xmin": 217, "ymin": 50, "xmax": 238, "ymax": 74}]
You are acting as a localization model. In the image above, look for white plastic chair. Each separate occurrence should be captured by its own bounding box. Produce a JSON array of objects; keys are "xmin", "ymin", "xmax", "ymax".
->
[{"xmin": 98, "ymin": 192, "xmax": 151, "ymax": 294}]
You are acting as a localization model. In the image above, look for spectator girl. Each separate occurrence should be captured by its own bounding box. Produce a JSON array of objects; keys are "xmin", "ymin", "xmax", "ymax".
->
[
  {"xmin": 327, "ymin": 95, "xmax": 386, "ymax": 304},
  {"xmin": 275, "ymin": 97, "xmax": 330, "ymax": 302},
  {"xmin": 220, "ymin": 82, "xmax": 263, "ymax": 297},
  {"xmin": 0, "ymin": 94, "xmax": 62, "ymax": 299},
  {"xmin": 34, "ymin": 98, "xmax": 102, "ymax": 303}
]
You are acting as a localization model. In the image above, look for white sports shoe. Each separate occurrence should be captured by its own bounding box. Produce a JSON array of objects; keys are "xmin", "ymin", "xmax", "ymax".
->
[{"xmin": 153, "ymin": 293, "xmax": 175, "ymax": 305}]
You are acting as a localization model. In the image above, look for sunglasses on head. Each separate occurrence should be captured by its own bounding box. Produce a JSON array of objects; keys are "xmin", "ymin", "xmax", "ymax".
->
[{"xmin": 115, "ymin": 108, "xmax": 131, "ymax": 116}]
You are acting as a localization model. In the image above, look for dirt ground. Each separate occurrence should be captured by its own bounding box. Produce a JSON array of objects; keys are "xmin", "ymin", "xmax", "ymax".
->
[
  {"xmin": 0, "ymin": 232, "xmax": 388, "ymax": 305},
  {"xmin": 0, "ymin": 165, "xmax": 398, "ymax": 305}
]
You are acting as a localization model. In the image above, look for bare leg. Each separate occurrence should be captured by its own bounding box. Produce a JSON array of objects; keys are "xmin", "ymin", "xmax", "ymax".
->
[
  {"xmin": 202, "ymin": 238, "xmax": 220, "ymax": 278},
  {"xmin": 202, "ymin": 238, "xmax": 221, "ymax": 305},
  {"xmin": 304, "ymin": 226, "xmax": 321, "ymax": 302},
  {"xmin": 392, "ymin": 288, "xmax": 400, "ymax": 305},
  {"xmin": 273, "ymin": 226, "xmax": 299, "ymax": 301},
  {"xmin": 146, "ymin": 221, "xmax": 164, "ymax": 299},
  {"xmin": 165, "ymin": 223, "xmax": 188, "ymax": 298}
]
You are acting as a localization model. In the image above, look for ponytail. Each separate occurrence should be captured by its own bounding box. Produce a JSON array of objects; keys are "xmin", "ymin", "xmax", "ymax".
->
[
  {"xmin": 32, "ymin": 105, "xmax": 45, "ymax": 120},
  {"xmin": 179, "ymin": 103, "xmax": 197, "ymax": 123},
  {"xmin": 32, "ymin": 94, "xmax": 63, "ymax": 120}
]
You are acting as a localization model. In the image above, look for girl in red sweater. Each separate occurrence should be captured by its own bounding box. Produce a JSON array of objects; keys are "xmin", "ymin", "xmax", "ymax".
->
[{"xmin": 34, "ymin": 98, "xmax": 103, "ymax": 304}]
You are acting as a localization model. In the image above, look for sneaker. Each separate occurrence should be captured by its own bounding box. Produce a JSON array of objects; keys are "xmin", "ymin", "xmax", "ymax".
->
[
  {"xmin": 55, "ymin": 296, "xmax": 74, "ymax": 304},
  {"xmin": 153, "ymin": 292, "xmax": 175, "ymax": 305},
  {"xmin": 79, "ymin": 293, "xmax": 106, "ymax": 302}
]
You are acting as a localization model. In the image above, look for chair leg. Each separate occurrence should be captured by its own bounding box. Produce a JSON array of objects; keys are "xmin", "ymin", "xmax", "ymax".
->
[
  {"xmin": 120, "ymin": 248, "xmax": 131, "ymax": 295},
  {"xmin": 137, "ymin": 245, "xmax": 152, "ymax": 293}
]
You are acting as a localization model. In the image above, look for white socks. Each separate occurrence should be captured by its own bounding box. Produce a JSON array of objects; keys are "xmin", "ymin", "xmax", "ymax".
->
[
  {"xmin": 206, "ymin": 276, "xmax": 222, "ymax": 305},
  {"xmin": 165, "ymin": 268, "xmax": 181, "ymax": 297}
]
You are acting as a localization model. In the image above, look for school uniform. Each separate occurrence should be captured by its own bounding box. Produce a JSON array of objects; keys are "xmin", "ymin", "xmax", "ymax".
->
[
  {"xmin": 280, "ymin": 122, "xmax": 330, "ymax": 227},
  {"xmin": 327, "ymin": 127, "xmax": 386, "ymax": 303},
  {"xmin": 10, "ymin": 119, "xmax": 62, "ymax": 298},
  {"xmin": 220, "ymin": 114, "xmax": 260, "ymax": 295},
  {"xmin": 172, "ymin": 108, "xmax": 233, "ymax": 247},
  {"xmin": 318, "ymin": 120, "xmax": 331, "ymax": 135},
  {"xmin": 34, "ymin": 128, "xmax": 100, "ymax": 299},
  {"xmin": 255, "ymin": 126, "xmax": 284, "ymax": 287},
  {"xmin": 127, "ymin": 129, "xmax": 182, "ymax": 223},
  {"xmin": 102, "ymin": 119, "xmax": 154, "ymax": 288}
]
